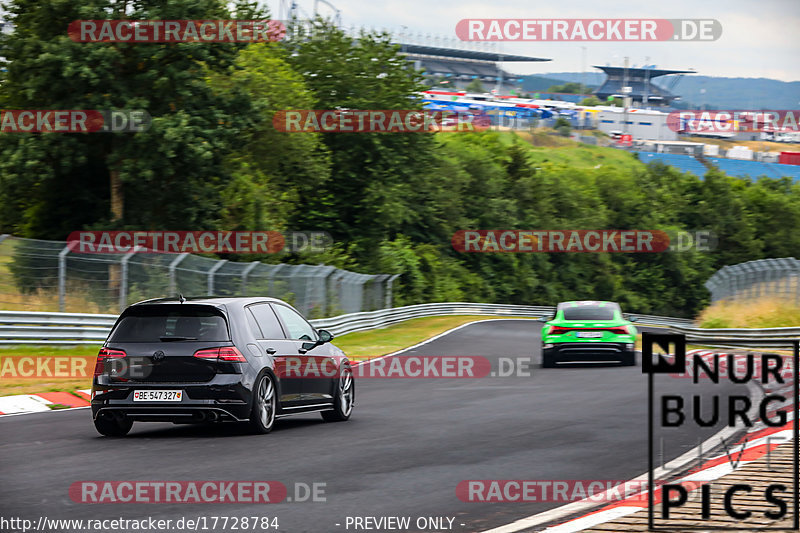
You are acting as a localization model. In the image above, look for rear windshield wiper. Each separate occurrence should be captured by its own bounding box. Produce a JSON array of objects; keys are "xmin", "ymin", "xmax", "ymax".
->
[{"xmin": 159, "ymin": 336, "xmax": 197, "ymax": 341}]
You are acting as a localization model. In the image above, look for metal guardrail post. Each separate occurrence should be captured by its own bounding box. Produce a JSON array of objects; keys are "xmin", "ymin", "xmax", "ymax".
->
[
  {"xmin": 207, "ymin": 260, "xmax": 228, "ymax": 296},
  {"xmin": 168, "ymin": 253, "xmax": 189, "ymax": 296},
  {"xmin": 240, "ymin": 261, "xmax": 261, "ymax": 295},
  {"xmin": 58, "ymin": 245, "xmax": 70, "ymax": 312}
]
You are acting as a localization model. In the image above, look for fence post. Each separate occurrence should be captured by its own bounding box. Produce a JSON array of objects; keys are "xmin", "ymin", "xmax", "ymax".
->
[
  {"xmin": 327, "ymin": 269, "xmax": 346, "ymax": 316},
  {"xmin": 168, "ymin": 253, "xmax": 189, "ymax": 296},
  {"xmin": 207, "ymin": 260, "xmax": 228, "ymax": 296},
  {"xmin": 241, "ymin": 261, "xmax": 261, "ymax": 295},
  {"xmin": 58, "ymin": 245, "xmax": 70, "ymax": 312},
  {"xmin": 386, "ymin": 274, "xmax": 400, "ymax": 309},
  {"xmin": 118, "ymin": 247, "xmax": 140, "ymax": 313},
  {"xmin": 267, "ymin": 264, "xmax": 286, "ymax": 295}
]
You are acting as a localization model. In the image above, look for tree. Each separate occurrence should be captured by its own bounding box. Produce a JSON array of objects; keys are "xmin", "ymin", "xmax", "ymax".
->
[
  {"xmin": 464, "ymin": 78, "xmax": 485, "ymax": 93},
  {"xmin": 580, "ymin": 96, "xmax": 601, "ymax": 106},
  {"xmin": 547, "ymin": 82, "xmax": 590, "ymax": 94},
  {"xmin": 554, "ymin": 117, "xmax": 572, "ymax": 137},
  {"xmin": 206, "ymin": 43, "xmax": 331, "ymax": 233},
  {"xmin": 285, "ymin": 21, "xmax": 437, "ymax": 261},
  {"xmin": 0, "ymin": 0, "xmax": 260, "ymax": 236}
]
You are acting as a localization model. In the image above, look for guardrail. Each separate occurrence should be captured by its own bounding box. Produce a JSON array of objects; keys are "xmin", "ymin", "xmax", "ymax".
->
[
  {"xmin": 671, "ymin": 325, "xmax": 800, "ymax": 341},
  {"xmin": 0, "ymin": 303, "xmax": 697, "ymax": 345}
]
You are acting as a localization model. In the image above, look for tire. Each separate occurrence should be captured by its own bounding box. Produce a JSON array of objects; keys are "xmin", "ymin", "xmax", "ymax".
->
[
  {"xmin": 541, "ymin": 350, "xmax": 556, "ymax": 368},
  {"xmin": 621, "ymin": 352, "xmax": 636, "ymax": 366},
  {"xmin": 322, "ymin": 367, "xmax": 354, "ymax": 422},
  {"xmin": 249, "ymin": 372, "xmax": 277, "ymax": 434},
  {"xmin": 94, "ymin": 414, "xmax": 133, "ymax": 437}
]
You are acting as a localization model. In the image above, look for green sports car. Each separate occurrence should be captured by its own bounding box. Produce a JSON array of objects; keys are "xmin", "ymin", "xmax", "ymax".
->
[{"xmin": 540, "ymin": 301, "xmax": 638, "ymax": 367}]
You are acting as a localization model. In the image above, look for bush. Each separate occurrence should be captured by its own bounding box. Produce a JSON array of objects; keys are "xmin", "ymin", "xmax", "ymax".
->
[{"xmin": 698, "ymin": 297, "xmax": 800, "ymax": 328}]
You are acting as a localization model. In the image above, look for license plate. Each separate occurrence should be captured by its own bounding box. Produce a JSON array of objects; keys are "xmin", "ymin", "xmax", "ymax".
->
[
  {"xmin": 576, "ymin": 332, "xmax": 603, "ymax": 338},
  {"xmin": 133, "ymin": 390, "xmax": 183, "ymax": 402}
]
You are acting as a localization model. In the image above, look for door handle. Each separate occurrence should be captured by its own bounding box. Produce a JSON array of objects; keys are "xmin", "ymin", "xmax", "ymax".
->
[{"xmin": 266, "ymin": 348, "xmax": 276, "ymax": 355}]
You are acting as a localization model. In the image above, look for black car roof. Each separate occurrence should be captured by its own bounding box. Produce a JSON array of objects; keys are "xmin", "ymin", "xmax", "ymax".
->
[{"xmin": 130, "ymin": 296, "xmax": 286, "ymax": 308}]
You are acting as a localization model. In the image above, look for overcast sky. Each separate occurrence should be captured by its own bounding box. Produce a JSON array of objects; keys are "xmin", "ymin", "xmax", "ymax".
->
[{"xmin": 268, "ymin": 0, "xmax": 800, "ymax": 82}]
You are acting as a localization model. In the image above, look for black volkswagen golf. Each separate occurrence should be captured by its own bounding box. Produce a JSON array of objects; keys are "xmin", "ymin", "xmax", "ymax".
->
[{"xmin": 91, "ymin": 297, "xmax": 354, "ymax": 436}]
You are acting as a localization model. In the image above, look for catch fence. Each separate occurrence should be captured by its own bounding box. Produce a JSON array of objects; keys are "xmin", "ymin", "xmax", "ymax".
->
[{"xmin": 0, "ymin": 235, "xmax": 397, "ymax": 317}]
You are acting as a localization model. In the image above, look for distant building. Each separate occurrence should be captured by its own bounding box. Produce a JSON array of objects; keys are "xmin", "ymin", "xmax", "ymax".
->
[
  {"xmin": 593, "ymin": 66, "xmax": 694, "ymax": 107},
  {"xmin": 596, "ymin": 108, "xmax": 678, "ymax": 141}
]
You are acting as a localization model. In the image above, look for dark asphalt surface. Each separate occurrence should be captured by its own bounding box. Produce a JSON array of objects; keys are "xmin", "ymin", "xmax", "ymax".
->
[{"xmin": 0, "ymin": 320, "xmax": 747, "ymax": 533}]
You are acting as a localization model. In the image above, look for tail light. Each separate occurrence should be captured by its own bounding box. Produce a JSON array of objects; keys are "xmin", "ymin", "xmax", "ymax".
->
[
  {"xmin": 94, "ymin": 347, "xmax": 126, "ymax": 376},
  {"xmin": 607, "ymin": 327, "xmax": 631, "ymax": 335},
  {"xmin": 547, "ymin": 327, "xmax": 632, "ymax": 335},
  {"xmin": 193, "ymin": 347, "xmax": 247, "ymax": 363}
]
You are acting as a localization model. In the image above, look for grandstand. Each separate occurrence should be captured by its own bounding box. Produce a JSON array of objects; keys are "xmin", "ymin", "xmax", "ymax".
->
[
  {"xmin": 707, "ymin": 158, "xmax": 800, "ymax": 180},
  {"xmin": 637, "ymin": 152, "xmax": 708, "ymax": 176},
  {"xmin": 594, "ymin": 66, "xmax": 694, "ymax": 106},
  {"xmin": 636, "ymin": 152, "xmax": 800, "ymax": 181},
  {"xmin": 395, "ymin": 39, "xmax": 550, "ymax": 93}
]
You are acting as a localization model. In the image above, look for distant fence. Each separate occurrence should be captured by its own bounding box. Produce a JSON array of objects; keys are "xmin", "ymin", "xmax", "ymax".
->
[
  {"xmin": 0, "ymin": 235, "xmax": 398, "ymax": 317},
  {"xmin": 0, "ymin": 303, "xmax": 696, "ymax": 345},
  {"xmin": 705, "ymin": 258, "xmax": 800, "ymax": 304}
]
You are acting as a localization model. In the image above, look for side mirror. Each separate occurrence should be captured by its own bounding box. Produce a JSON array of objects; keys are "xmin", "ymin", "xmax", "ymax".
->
[{"xmin": 302, "ymin": 330, "xmax": 334, "ymax": 351}]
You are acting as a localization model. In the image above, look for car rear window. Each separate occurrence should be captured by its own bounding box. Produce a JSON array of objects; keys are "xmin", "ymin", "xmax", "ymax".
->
[
  {"xmin": 109, "ymin": 305, "xmax": 230, "ymax": 342},
  {"xmin": 562, "ymin": 306, "xmax": 616, "ymax": 321}
]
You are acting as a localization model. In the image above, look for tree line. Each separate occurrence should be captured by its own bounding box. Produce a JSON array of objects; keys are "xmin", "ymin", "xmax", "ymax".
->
[{"xmin": 1, "ymin": 0, "xmax": 799, "ymax": 317}]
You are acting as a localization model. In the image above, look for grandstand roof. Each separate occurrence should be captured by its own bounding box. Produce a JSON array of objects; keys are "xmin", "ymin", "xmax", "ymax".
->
[
  {"xmin": 398, "ymin": 44, "xmax": 550, "ymax": 63},
  {"xmin": 593, "ymin": 66, "xmax": 695, "ymax": 78},
  {"xmin": 593, "ymin": 65, "xmax": 695, "ymax": 105}
]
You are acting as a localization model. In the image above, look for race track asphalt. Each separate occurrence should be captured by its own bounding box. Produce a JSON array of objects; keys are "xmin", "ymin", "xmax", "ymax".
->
[{"xmin": 0, "ymin": 320, "xmax": 746, "ymax": 533}]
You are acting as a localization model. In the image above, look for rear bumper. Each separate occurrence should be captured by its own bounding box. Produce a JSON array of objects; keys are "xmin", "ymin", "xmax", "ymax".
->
[
  {"xmin": 543, "ymin": 342, "xmax": 636, "ymax": 363},
  {"xmin": 91, "ymin": 375, "xmax": 251, "ymax": 422}
]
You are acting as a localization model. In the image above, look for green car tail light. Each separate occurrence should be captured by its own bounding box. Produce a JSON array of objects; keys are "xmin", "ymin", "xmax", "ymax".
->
[{"xmin": 547, "ymin": 326, "xmax": 632, "ymax": 336}]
